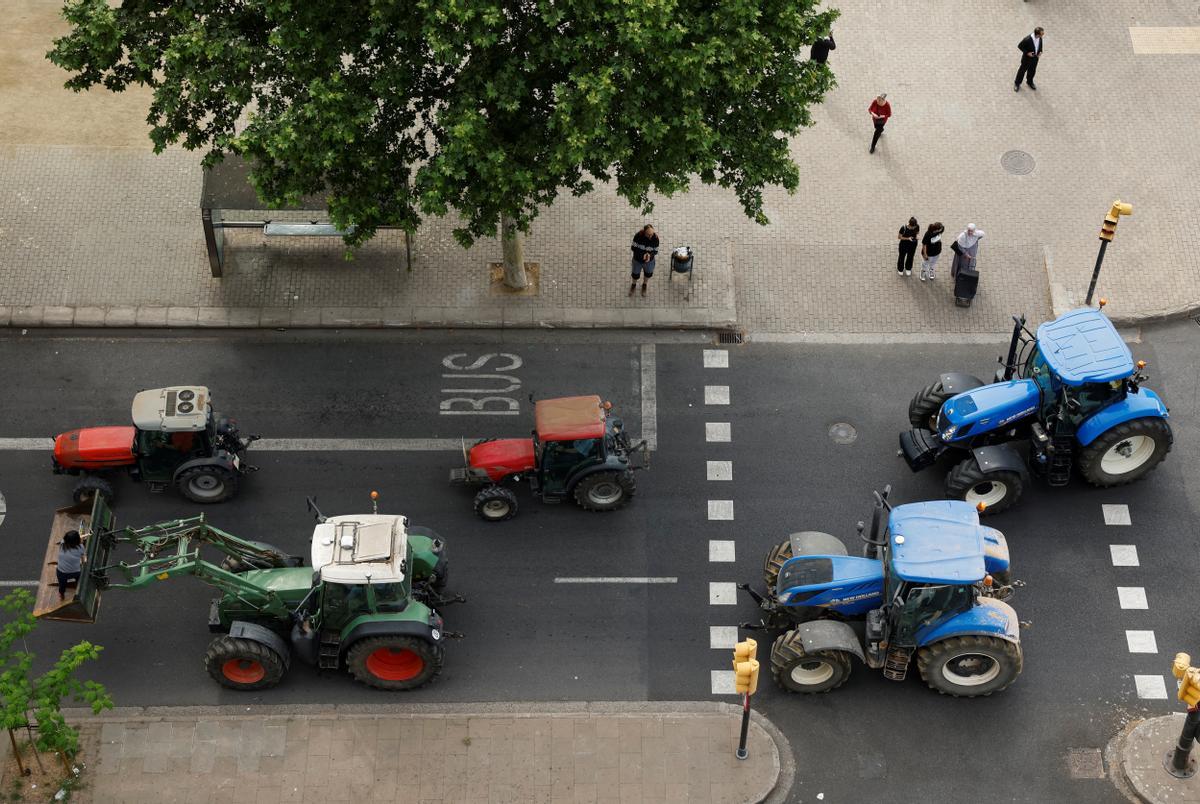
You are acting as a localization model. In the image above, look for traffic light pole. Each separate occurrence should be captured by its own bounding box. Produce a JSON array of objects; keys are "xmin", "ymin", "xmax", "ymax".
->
[
  {"xmin": 736, "ymin": 692, "xmax": 751, "ymax": 760},
  {"xmin": 1083, "ymin": 238, "xmax": 1109, "ymax": 307},
  {"xmin": 1166, "ymin": 706, "xmax": 1200, "ymax": 778}
]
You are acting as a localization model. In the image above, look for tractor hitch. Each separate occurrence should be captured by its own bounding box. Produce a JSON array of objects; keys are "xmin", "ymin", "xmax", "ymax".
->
[{"xmin": 736, "ymin": 583, "xmax": 768, "ymax": 607}]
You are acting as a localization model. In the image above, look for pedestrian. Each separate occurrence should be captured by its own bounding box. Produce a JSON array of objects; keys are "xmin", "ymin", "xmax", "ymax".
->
[
  {"xmin": 897, "ymin": 217, "xmax": 919, "ymax": 276},
  {"xmin": 868, "ymin": 94, "xmax": 891, "ymax": 154},
  {"xmin": 920, "ymin": 222, "xmax": 945, "ymax": 281},
  {"xmin": 630, "ymin": 224, "xmax": 659, "ymax": 296},
  {"xmin": 1014, "ymin": 27, "xmax": 1044, "ymax": 91},
  {"xmin": 810, "ymin": 32, "xmax": 836, "ymax": 65},
  {"xmin": 950, "ymin": 224, "xmax": 986, "ymax": 278},
  {"xmin": 56, "ymin": 529, "xmax": 85, "ymax": 600}
]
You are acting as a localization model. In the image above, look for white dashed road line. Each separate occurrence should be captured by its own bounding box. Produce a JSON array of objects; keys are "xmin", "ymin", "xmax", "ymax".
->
[
  {"xmin": 1117, "ymin": 586, "xmax": 1149, "ymax": 610},
  {"xmin": 710, "ymin": 626, "xmax": 739, "ymax": 650},
  {"xmin": 0, "ymin": 438, "xmax": 54, "ymax": 450},
  {"xmin": 1126, "ymin": 630, "xmax": 1159, "ymax": 654},
  {"xmin": 706, "ymin": 461, "xmax": 733, "ymax": 481},
  {"xmin": 705, "ymin": 422, "xmax": 731, "ymax": 443},
  {"xmin": 709, "ymin": 541, "xmax": 736, "ymax": 562},
  {"xmin": 703, "ymin": 349, "xmax": 738, "ymax": 696},
  {"xmin": 1102, "ymin": 504, "xmax": 1132, "ymax": 526},
  {"xmin": 1109, "ymin": 545, "xmax": 1140, "ymax": 566},
  {"xmin": 711, "ymin": 670, "xmax": 736, "ymax": 695},
  {"xmin": 703, "ymin": 350, "xmax": 729, "ymax": 368},
  {"xmin": 640, "ymin": 344, "xmax": 658, "ymax": 452},
  {"xmin": 1135, "ymin": 675, "xmax": 1169, "ymax": 699},
  {"xmin": 709, "ymin": 583, "xmax": 738, "ymax": 605},
  {"xmin": 704, "ymin": 385, "xmax": 730, "ymax": 405},
  {"xmin": 553, "ymin": 577, "xmax": 677, "ymax": 584},
  {"xmin": 0, "ymin": 581, "xmax": 40, "ymax": 587},
  {"xmin": 708, "ymin": 500, "xmax": 734, "ymax": 520}
]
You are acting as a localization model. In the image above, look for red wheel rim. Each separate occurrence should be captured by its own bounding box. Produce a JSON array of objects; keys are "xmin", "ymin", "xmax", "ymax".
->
[
  {"xmin": 365, "ymin": 647, "xmax": 424, "ymax": 681},
  {"xmin": 222, "ymin": 658, "xmax": 266, "ymax": 684}
]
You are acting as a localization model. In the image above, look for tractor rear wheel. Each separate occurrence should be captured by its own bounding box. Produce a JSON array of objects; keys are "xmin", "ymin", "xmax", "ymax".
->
[
  {"xmin": 474, "ymin": 486, "xmax": 518, "ymax": 521},
  {"xmin": 72, "ymin": 475, "xmax": 114, "ymax": 505},
  {"xmin": 762, "ymin": 541, "xmax": 793, "ymax": 590},
  {"xmin": 770, "ymin": 631, "xmax": 852, "ymax": 694},
  {"xmin": 945, "ymin": 458, "xmax": 1023, "ymax": 515},
  {"xmin": 917, "ymin": 635, "xmax": 1022, "ymax": 698},
  {"xmin": 908, "ymin": 381, "xmax": 951, "ymax": 430},
  {"xmin": 205, "ymin": 635, "xmax": 286, "ymax": 691},
  {"xmin": 346, "ymin": 636, "xmax": 442, "ymax": 691},
  {"xmin": 1078, "ymin": 417, "xmax": 1172, "ymax": 487},
  {"xmin": 573, "ymin": 470, "xmax": 636, "ymax": 512},
  {"xmin": 177, "ymin": 465, "xmax": 238, "ymax": 504}
]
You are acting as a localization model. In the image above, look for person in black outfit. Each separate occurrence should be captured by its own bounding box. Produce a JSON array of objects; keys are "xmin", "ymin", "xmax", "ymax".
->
[
  {"xmin": 630, "ymin": 224, "xmax": 659, "ymax": 296},
  {"xmin": 1014, "ymin": 28, "xmax": 1044, "ymax": 91},
  {"xmin": 810, "ymin": 34, "xmax": 836, "ymax": 65},
  {"xmin": 897, "ymin": 217, "xmax": 919, "ymax": 276},
  {"xmin": 920, "ymin": 222, "xmax": 945, "ymax": 281}
]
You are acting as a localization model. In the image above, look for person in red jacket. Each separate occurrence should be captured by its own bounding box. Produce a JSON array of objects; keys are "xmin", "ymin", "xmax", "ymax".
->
[{"xmin": 869, "ymin": 94, "xmax": 891, "ymax": 154}]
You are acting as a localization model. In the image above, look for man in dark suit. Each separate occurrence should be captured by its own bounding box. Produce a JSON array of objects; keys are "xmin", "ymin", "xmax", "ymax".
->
[
  {"xmin": 1014, "ymin": 28, "xmax": 1044, "ymax": 92},
  {"xmin": 810, "ymin": 33, "xmax": 836, "ymax": 65}
]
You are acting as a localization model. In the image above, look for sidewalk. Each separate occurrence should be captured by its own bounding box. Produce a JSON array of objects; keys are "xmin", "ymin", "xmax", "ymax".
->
[
  {"xmin": 51, "ymin": 702, "xmax": 791, "ymax": 804},
  {"xmin": 1116, "ymin": 714, "xmax": 1200, "ymax": 804}
]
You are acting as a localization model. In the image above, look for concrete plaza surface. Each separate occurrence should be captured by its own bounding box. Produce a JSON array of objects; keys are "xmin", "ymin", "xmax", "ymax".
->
[
  {"xmin": 2, "ymin": 1, "xmax": 1199, "ymax": 333},
  {"xmin": 57, "ymin": 702, "xmax": 788, "ymax": 804}
]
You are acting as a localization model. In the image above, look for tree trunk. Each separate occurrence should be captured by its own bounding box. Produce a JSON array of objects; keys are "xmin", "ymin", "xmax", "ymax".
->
[{"xmin": 500, "ymin": 213, "xmax": 528, "ymax": 289}]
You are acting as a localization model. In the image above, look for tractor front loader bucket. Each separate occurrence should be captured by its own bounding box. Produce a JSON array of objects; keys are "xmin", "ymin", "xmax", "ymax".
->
[{"xmin": 33, "ymin": 495, "xmax": 114, "ymax": 623}]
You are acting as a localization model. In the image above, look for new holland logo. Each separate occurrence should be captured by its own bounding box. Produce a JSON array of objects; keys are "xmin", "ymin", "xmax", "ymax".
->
[
  {"xmin": 998, "ymin": 406, "xmax": 1038, "ymax": 427},
  {"xmin": 825, "ymin": 590, "xmax": 882, "ymax": 606}
]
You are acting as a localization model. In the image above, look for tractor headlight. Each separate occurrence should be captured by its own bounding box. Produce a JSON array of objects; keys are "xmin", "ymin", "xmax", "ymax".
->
[{"xmin": 940, "ymin": 424, "xmax": 958, "ymax": 439}]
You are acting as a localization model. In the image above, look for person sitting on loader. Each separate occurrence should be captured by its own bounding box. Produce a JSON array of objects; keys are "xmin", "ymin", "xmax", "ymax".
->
[{"xmin": 56, "ymin": 530, "xmax": 85, "ymax": 600}]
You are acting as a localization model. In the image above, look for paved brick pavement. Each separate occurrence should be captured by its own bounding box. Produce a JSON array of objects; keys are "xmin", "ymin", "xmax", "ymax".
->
[{"xmin": 2, "ymin": 1, "xmax": 1198, "ymax": 333}]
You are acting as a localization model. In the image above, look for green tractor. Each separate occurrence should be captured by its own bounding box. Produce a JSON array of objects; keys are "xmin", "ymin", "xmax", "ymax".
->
[{"xmin": 34, "ymin": 494, "xmax": 462, "ymax": 692}]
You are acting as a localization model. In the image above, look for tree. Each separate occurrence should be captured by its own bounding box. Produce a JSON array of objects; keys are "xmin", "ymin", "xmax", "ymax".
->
[{"xmin": 49, "ymin": 0, "xmax": 838, "ymax": 288}]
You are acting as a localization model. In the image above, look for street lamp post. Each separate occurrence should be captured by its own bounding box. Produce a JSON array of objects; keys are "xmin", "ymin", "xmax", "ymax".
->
[{"xmin": 1084, "ymin": 200, "xmax": 1133, "ymax": 307}]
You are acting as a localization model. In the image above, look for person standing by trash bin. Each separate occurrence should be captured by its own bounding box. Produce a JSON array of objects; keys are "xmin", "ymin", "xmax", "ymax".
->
[
  {"xmin": 950, "ymin": 223, "xmax": 985, "ymax": 278},
  {"xmin": 630, "ymin": 224, "xmax": 659, "ymax": 297},
  {"xmin": 869, "ymin": 94, "xmax": 891, "ymax": 154},
  {"xmin": 920, "ymin": 222, "xmax": 945, "ymax": 281},
  {"xmin": 897, "ymin": 217, "xmax": 919, "ymax": 276}
]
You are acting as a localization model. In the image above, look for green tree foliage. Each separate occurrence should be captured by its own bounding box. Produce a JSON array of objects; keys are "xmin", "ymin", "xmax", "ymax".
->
[
  {"xmin": 48, "ymin": 0, "xmax": 838, "ymax": 280},
  {"xmin": 0, "ymin": 590, "xmax": 112, "ymax": 761}
]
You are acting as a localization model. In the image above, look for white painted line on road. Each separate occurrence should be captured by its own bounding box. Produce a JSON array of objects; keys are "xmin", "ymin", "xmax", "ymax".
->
[
  {"xmin": 706, "ymin": 461, "xmax": 733, "ymax": 481},
  {"xmin": 709, "ymin": 540, "xmax": 736, "ymax": 562},
  {"xmin": 0, "ymin": 438, "xmax": 53, "ymax": 450},
  {"xmin": 711, "ymin": 670, "xmax": 736, "ymax": 695},
  {"xmin": 703, "ymin": 350, "xmax": 729, "ymax": 368},
  {"xmin": 553, "ymin": 577, "xmax": 678, "ymax": 584},
  {"xmin": 1103, "ymin": 504, "xmax": 1132, "ymax": 526},
  {"xmin": 708, "ymin": 500, "xmax": 734, "ymax": 520},
  {"xmin": 1117, "ymin": 587, "xmax": 1149, "ymax": 610},
  {"xmin": 1135, "ymin": 675, "xmax": 1169, "ymax": 700},
  {"xmin": 640, "ymin": 344, "xmax": 658, "ymax": 452},
  {"xmin": 0, "ymin": 581, "xmax": 39, "ymax": 587},
  {"xmin": 705, "ymin": 422, "xmax": 731, "ymax": 443},
  {"xmin": 710, "ymin": 626, "xmax": 739, "ymax": 650},
  {"xmin": 709, "ymin": 582, "xmax": 738, "ymax": 605},
  {"xmin": 1126, "ymin": 630, "xmax": 1158, "ymax": 654},
  {"xmin": 256, "ymin": 438, "xmax": 466, "ymax": 451},
  {"xmin": 1110, "ymin": 545, "xmax": 1140, "ymax": 567},
  {"xmin": 704, "ymin": 385, "xmax": 730, "ymax": 405}
]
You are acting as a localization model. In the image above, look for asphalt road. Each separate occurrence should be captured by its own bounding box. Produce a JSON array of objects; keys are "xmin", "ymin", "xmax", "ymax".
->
[{"xmin": 1, "ymin": 322, "xmax": 1196, "ymax": 803}]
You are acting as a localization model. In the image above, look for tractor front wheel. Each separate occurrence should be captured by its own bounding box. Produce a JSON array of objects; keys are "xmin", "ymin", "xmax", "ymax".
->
[
  {"xmin": 72, "ymin": 475, "xmax": 114, "ymax": 505},
  {"xmin": 205, "ymin": 635, "xmax": 286, "ymax": 691},
  {"xmin": 908, "ymin": 381, "xmax": 951, "ymax": 430},
  {"xmin": 1078, "ymin": 417, "xmax": 1172, "ymax": 487},
  {"xmin": 770, "ymin": 631, "xmax": 852, "ymax": 694},
  {"xmin": 917, "ymin": 636, "xmax": 1022, "ymax": 698},
  {"xmin": 346, "ymin": 636, "xmax": 442, "ymax": 691},
  {"xmin": 177, "ymin": 466, "xmax": 238, "ymax": 504},
  {"xmin": 474, "ymin": 486, "xmax": 518, "ymax": 521},
  {"xmin": 945, "ymin": 458, "xmax": 1024, "ymax": 515},
  {"xmin": 762, "ymin": 540, "xmax": 793, "ymax": 590},
  {"xmin": 573, "ymin": 471, "xmax": 636, "ymax": 512}
]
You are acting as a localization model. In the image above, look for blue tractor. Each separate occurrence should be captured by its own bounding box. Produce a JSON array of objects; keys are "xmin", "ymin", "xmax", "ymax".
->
[
  {"xmin": 900, "ymin": 308, "xmax": 1172, "ymax": 514},
  {"xmin": 739, "ymin": 489, "xmax": 1023, "ymax": 698}
]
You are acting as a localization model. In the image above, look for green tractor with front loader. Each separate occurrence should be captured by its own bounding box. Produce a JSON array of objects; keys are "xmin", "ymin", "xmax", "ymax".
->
[{"xmin": 34, "ymin": 494, "xmax": 461, "ymax": 692}]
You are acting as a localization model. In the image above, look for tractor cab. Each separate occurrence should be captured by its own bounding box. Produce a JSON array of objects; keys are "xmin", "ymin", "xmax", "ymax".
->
[{"xmin": 311, "ymin": 516, "xmax": 419, "ymax": 629}]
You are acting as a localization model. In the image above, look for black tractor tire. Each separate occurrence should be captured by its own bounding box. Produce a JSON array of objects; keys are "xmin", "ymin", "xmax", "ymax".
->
[
  {"xmin": 945, "ymin": 457, "xmax": 1024, "ymax": 516},
  {"xmin": 573, "ymin": 470, "xmax": 637, "ymax": 512},
  {"xmin": 72, "ymin": 475, "xmax": 114, "ymax": 505},
  {"xmin": 474, "ymin": 486, "xmax": 518, "ymax": 522},
  {"xmin": 1078, "ymin": 417, "xmax": 1172, "ymax": 488},
  {"xmin": 176, "ymin": 465, "xmax": 238, "ymax": 504},
  {"xmin": 220, "ymin": 541, "xmax": 302, "ymax": 573},
  {"xmin": 204, "ymin": 635, "xmax": 286, "ymax": 691},
  {"xmin": 762, "ymin": 540, "xmax": 793, "ymax": 590},
  {"xmin": 346, "ymin": 636, "xmax": 442, "ymax": 691},
  {"xmin": 770, "ymin": 630, "xmax": 853, "ymax": 694},
  {"xmin": 917, "ymin": 635, "xmax": 1022, "ymax": 698},
  {"xmin": 908, "ymin": 381, "xmax": 951, "ymax": 430}
]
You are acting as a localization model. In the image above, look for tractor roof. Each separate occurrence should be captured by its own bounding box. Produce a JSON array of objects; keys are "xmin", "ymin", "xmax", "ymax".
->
[
  {"xmin": 888, "ymin": 501, "xmax": 987, "ymax": 584},
  {"xmin": 535, "ymin": 395, "xmax": 606, "ymax": 441},
  {"xmin": 1036, "ymin": 309, "xmax": 1134, "ymax": 386},
  {"xmin": 311, "ymin": 515, "xmax": 410, "ymax": 585},
  {"xmin": 131, "ymin": 386, "xmax": 211, "ymax": 432}
]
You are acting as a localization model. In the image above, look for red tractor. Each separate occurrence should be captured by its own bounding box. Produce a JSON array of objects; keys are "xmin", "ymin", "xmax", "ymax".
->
[
  {"xmin": 450, "ymin": 395, "xmax": 648, "ymax": 521},
  {"xmin": 52, "ymin": 386, "xmax": 258, "ymax": 504}
]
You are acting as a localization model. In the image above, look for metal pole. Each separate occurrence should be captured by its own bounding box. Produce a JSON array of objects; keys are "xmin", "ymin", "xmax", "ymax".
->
[
  {"xmin": 736, "ymin": 691, "xmax": 751, "ymax": 760},
  {"xmin": 1167, "ymin": 706, "xmax": 1200, "ymax": 778},
  {"xmin": 1084, "ymin": 239, "xmax": 1109, "ymax": 307}
]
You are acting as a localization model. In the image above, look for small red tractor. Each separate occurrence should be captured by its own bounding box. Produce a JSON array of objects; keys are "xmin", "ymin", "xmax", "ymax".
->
[
  {"xmin": 52, "ymin": 386, "xmax": 258, "ymax": 504},
  {"xmin": 450, "ymin": 395, "xmax": 648, "ymax": 521}
]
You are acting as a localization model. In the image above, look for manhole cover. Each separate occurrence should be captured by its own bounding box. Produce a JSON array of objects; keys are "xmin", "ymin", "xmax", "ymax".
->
[
  {"xmin": 829, "ymin": 423, "xmax": 857, "ymax": 444},
  {"xmin": 1001, "ymin": 150, "xmax": 1036, "ymax": 175}
]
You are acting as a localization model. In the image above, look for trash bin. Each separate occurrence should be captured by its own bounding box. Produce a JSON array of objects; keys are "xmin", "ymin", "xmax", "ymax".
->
[
  {"xmin": 954, "ymin": 267, "xmax": 979, "ymax": 307},
  {"xmin": 670, "ymin": 246, "xmax": 694, "ymax": 276}
]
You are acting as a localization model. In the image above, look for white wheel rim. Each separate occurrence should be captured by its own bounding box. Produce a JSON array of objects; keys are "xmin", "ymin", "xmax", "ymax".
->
[
  {"xmin": 588, "ymin": 482, "xmax": 623, "ymax": 505},
  {"xmin": 940, "ymin": 651, "xmax": 1001, "ymax": 686},
  {"xmin": 1100, "ymin": 435, "xmax": 1156, "ymax": 475},
  {"xmin": 483, "ymin": 500, "xmax": 510, "ymax": 517},
  {"xmin": 790, "ymin": 659, "xmax": 835, "ymax": 686},
  {"xmin": 965, "ymin": 480, "xmax": 1008, "ymax": 507}
]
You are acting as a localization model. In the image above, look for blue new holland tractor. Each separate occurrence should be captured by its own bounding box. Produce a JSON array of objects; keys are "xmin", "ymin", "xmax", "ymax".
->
[
  {"xmin": 900, "ymin": 308, "xmax": 1172, "ymax": 514},
  {"xmin": 739, "ymin": 489, "xmax": 1023, "ymax": 698}
]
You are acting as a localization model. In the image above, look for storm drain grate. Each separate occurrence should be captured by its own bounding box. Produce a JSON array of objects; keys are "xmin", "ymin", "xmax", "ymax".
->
[
  {"xmin": 1001, "ymin": 149, "xmax": 1036, "ymax": 175},
  {"xmin": 717, "ymin": 330, "xmax": 746, "ymax": 345}
]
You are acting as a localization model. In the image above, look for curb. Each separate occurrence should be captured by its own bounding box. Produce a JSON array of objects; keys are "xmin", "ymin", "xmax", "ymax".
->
[{"xmin": 1110, "ymin": 714, "xmax": 1200, "ymax": 804}]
